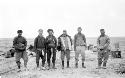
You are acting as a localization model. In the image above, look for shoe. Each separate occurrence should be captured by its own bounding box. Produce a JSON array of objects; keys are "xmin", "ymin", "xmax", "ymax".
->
[
  {"xmin": 102, "ymin": 66, "xmax": 106, "ymax": 69},
  {"xmin": 17, "ymin": 68, "xmax": 21, "ymax": 72},
  {"xmin": 41, "ymin": 66, "xmax": 46, "ymax": 70},
  {"xmin": 46, "ymin": 66, "xmax": 50, "ymax": 70},
  {"xmin": 62, "ymin": 66, "xmax": 64, "ymax": 69}
]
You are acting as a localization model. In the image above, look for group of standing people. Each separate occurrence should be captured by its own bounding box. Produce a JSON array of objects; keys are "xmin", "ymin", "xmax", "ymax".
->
[{"xmin": 13, "ymin": 27, "xmax": 110, "ymax": 71}]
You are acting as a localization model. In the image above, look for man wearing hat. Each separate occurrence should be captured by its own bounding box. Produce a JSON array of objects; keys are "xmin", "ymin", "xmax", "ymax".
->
[
  {"xmin": 74, "ymin": 27, "xmax": 87, "ymax": 68},
  {"xmin": 58, "ymin": 30, "xmax": 72, "ymax": 69},
  {"xmin": 46, "ymin": 29, "xmax": 57, "ymax": 69},
  {"xmin": 13, "ymin": 30, "xmax": 28, "ymax": 71},
  {"xmin": 97, "ymin": 29, "xmax": 110, "ymax": 69},
  {"xmin": 34, "ymin": 29, "xmax": 46, "ymax": 70}
]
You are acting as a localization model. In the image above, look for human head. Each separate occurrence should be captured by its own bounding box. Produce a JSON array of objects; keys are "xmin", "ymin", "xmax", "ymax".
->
[
  {"xmin": 77, "ymin": 27, "xmax": 82, "ymax": 33},
  {"xmin": 47, "ymin": 29, "xmax": 54, "ymax": 35},
  {"xmin": 63, "ymin": 30, "xmax": 67, "ymax": 35},
  {"xmin": 38, "ymin": 29, "xmax": 43, "ymax": 36},
  {"xmin": 17, "ymin": 30, "xmax": 23, "ymax": 36},
  {"xmin": 100, "ymin": 29, "xmax": 105, "ymax": 35}
]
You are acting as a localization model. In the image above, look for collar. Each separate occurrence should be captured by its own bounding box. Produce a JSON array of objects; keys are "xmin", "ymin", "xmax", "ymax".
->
[
  {"xmin": 78, "ymin": 32, "xmax": 82, "ymax": 35},
  {"xmin": 18, "ymin": 35, "xmax": 22, "ymax": 38},
  {"xmin": 38, "ymin": 35, "xmax": 43, "ymax": 37},
  {"xmin": 100, "ymin": 34, "xmax": 106, "ymax": 37}
]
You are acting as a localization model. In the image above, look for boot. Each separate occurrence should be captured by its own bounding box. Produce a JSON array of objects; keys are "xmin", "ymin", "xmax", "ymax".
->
[
  {"xmin": 42, "ymin": 61, "xmax": 45, "ymax": 67},
  {"xmin": 75, "ymin": 63, "xmax": 78, "ymax": 68},
  {"xmin": 18, "ymin": 65, "xmax": 20, "ymax": 69},
  {"xmin": 82, "ymin": 63, "xmax": 86, "ymax": 68},
  {"xmin": 62, "ymin": 61, "xmax": 64, "ymax": 69},
  {"xmin": 53, "ymin": 62, "xmax": 56, "ymax": 69},
  {"xmin": 37, "ymin": 62, "xmax": 39, "ymax": 68},
  {"xmin": 16, "ymin": 61, "xmax": 21, "ymax": 69},
  {"xmin": 67, "ymin": 61, "xmax": 69, "ymax": 68},
  {"xmin": 102, "ymin": 62, "xmax": 107, "ymax": 69}
]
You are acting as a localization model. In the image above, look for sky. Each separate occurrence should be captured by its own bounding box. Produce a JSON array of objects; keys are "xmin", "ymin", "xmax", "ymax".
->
[{"xmin": 0, "ymin": 0, "xmax": 125, "ymax": 38}]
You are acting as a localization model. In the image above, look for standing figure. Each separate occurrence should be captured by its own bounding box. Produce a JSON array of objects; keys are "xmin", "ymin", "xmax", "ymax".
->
[
  {"xmin": 46, "ymin": 29, "xmax": 57, "ymax": 69},
  {"xmin": 13, "ymin": 30, "xmax": 28, "ymax": 71},
  {"xmin": 97, "ymin": 29, "xmax": 110, "ymax": 69},
  {"xmin": 34, "ymin": 29, "xmax": 46, "ymax": 70},
  {"xmin": 74, "ymin": 27, "xmax": 87, "ymax": 68},
  {"xmin": 58, "ymin": 30, "xmax": 72, "ymax": 69}
]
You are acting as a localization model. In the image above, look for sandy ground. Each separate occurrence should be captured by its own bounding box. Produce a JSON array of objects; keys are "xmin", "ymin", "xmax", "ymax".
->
[{"xmin": 1, "ymin": 50, "xmax": 125, "ymax": 78}]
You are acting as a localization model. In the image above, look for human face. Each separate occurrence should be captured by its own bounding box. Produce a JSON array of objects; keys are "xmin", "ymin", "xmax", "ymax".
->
[
  {"xmin": 38, "ymin": 29, "xmax": 43, "ymax": 36},
  {"xmin": 100, "ymin": 30, "xmax": 105, "ymax": 35},
  {"xmin": 18, "ymin": 33, "xmax": 22, "ymax": 36},
  {"xmin": 77, "ymin": 28, "xmax": 82, "ymax": 33},
  {"xmin": 48, "ymin": 31, "xmax": 53, "ymax": 35},
  {"xmin": 63, "ymin": 30, "xmax": 67, "ymax": 35}
]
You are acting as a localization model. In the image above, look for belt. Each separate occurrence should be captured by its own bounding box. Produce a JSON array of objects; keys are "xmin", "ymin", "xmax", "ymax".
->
[
  {"xmin": 76, "ymin": 45, "xmax": 85, "ymax": 46},
  {"xmin": 37, "ymin": 48, "xmax": 44, "ymax": 51}
]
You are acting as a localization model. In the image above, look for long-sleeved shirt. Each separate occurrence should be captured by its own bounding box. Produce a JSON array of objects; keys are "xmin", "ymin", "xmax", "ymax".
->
[
  {"xmin": 34, "ymin": 35, "xmax": 46, "ymax": 50},
  {"xmin": 97, "ymin": 35, "xmax": 110, "ymax": 49},
  {"xmin": 46, "ymin": 35, "xmax": 57, "ymax": 49},
  {"xmin": 74, "ymin": 33, "xmax": 86, "ymax": 49},
  {"xmin": 13, "ymin": 36, "xmax": 27, "ymax": 50}
]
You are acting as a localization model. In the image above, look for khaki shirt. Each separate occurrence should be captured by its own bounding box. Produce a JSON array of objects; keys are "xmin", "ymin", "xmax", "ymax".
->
[
  {"xmin": 97, "ymin": 35, "xmax": 110, "ymax": 49},
  {"xmin": 74, "ymin": 33, "xmax": 86, "ymax": 49}
]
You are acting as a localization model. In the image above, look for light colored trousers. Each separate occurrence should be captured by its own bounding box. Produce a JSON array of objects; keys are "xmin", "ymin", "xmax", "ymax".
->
[
  {"xmin": 15, "ymin": 51, "xmax": 28, "ymax": 67},
  {"xmin": 75, "ymin": 46, "xmax": 86, "ymax": 63}
]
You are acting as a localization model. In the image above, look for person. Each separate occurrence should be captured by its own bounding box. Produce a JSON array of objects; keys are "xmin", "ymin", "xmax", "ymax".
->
[
  {"xmin": 34, "ymin": 29, "xmax": 46, "ymax": 70},
  {"xmin": 13, "ymin": 30, "xmax": 28, "ymax": 71},
  {"xmin": 46, "ymin": 29, "xmax": 57, "ymax": 69},
  {"xmin": 58, "ymin": 30, "xmax": 72, "ymax": 69},
  {"xmin": 74, "ymin": 27, "xmax": 87, "ymax": 68},
  {"xmin": 97, "ymin": 29, "xmax": 110, "ymax": 69}
]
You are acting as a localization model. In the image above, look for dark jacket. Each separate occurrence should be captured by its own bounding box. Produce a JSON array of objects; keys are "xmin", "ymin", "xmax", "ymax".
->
[
  {"xmin": 34, "ymin": 35, "xmax": 46, "ymax": 50},
  {"xmin": 13, "ymin": 36, "xmax": 27, "ymax": 51},
  {"xmin": 46, "ymin": 35, "xmax": 57, "ymax": 49}
]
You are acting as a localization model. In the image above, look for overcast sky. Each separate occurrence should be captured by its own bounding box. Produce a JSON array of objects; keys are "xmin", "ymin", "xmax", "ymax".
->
[{"xmin": 0, "ymin": 0, "xmax": 125, "ymax": 38}]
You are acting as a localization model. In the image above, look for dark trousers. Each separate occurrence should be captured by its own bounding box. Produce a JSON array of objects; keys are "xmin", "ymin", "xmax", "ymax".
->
[
  {"xmin": 36, "ymin": 49, "xmax": 46, "ymax": 67},
  {"xmin": 47, "ymin": 48, "xmax": 56, "ymax": 66}
]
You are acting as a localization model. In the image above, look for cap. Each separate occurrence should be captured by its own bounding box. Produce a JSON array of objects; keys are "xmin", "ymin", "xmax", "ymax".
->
[
  {"xmin": 100, "ymin": 29, "xmax": 105, "ymax": 31},
  {"xmin": 38, "ymin": 29, "xmax": 43, "ymax": 32},
  {"xmin": 78, "ymin": 27, "xmax": 82, "ymax": 29},
  {"xmin": 17, "ymin": 30, "xmax": 23, "ymax": 33},
  {"xmin": 47, "ymin": 29, "xmax": 53, "ymax": 32}
]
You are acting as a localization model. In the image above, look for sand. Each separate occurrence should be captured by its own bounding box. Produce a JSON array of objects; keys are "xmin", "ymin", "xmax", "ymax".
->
[{"xmin": 0, "ymin": 50, "xmax": 125, "ymax": 78}]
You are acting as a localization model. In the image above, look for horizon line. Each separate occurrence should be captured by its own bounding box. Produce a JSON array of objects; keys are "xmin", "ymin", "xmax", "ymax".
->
[{"xmin": 0, "ymin": 36, "xmax": 125, "ymax": 39}]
